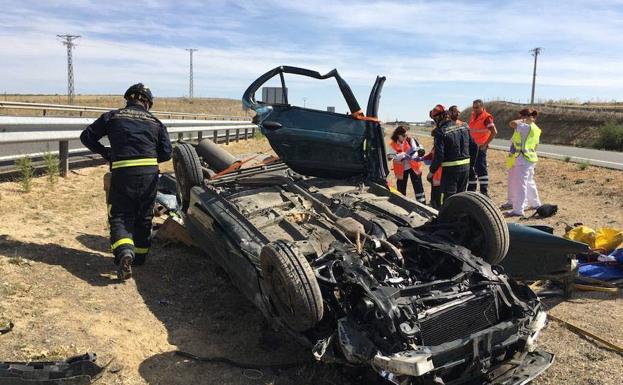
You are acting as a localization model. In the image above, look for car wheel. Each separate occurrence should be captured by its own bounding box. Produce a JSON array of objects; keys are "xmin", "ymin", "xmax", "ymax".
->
[
  {"xmin": 260, "ymin": 240, "xmax": 323, "ymax": 331},
  {"xmin": 172, "ymin": 143, "xmax": 203, "ymax": 213},
  {"xmin": 437, "ymin": 192, "xmax": 510, "ymax": 265}
]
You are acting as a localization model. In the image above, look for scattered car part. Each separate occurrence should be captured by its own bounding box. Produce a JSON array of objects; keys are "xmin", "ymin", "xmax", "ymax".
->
[
  {"xmin": 503, "ymin": 224, "xmax": 587, "ymax": 284},
  {"xmin": 0, "ymin": 353, "xmax": 105, "ymax": 385},
  {"xmin": 172, "ymin": 143, "xmax": 203, "ymax": 212}
]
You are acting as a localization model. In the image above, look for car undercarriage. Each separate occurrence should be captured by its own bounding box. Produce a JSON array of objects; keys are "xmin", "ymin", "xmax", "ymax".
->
[{"xmin": 172, "ymin": 66, "xmax": 555, "ymax": 384}]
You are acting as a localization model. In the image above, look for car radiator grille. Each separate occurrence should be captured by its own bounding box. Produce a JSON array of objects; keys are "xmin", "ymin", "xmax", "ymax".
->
[{"xmin": 419, "ymin": 294, "xmax": 499, "ymax": 346}]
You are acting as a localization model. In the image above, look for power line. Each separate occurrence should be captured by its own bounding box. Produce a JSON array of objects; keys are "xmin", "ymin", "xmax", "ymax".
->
[
  {"xmin": 185, "ymin": 48, "xmax": 198, "ymax": 98},
  {"xmin": 530, "ymin": 47, "xmax": 542, "ymax": 105},
  {"xmin": 57, "ymin": 34, "xmax": 81, "ymax": 104}
]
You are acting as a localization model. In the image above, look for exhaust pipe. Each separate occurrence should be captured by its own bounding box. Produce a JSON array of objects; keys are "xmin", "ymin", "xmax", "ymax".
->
[{"xmin": 196, "ymin": 139, "xmax": 240, "ymax": 172}]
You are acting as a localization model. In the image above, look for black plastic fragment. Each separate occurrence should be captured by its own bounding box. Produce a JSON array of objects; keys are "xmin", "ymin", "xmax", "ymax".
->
[{"xmin": 0, "ymin": 353, "xmax": 105, "ymax": 385}]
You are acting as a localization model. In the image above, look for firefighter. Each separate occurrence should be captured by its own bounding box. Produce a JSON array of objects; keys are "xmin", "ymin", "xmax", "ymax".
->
[
  {"xmin": 467, "ymin": 99, "xmax": 497, "ymax": 196},
  {"xmin": 80, "ymin": 83, "xmax": 172, "ymax": 280},
  {"xmin": 387, "ymin": 125, "xmax": 426, "ymax": 203},
  {"xmin": 429, "ymin": 104, "xmax": 471, "ymax": 204}
]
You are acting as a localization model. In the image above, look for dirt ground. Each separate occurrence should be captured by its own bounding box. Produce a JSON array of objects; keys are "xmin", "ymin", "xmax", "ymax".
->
[{"xmin": 0, "ymin": 137, "xmax": 621, "ymax": 385}]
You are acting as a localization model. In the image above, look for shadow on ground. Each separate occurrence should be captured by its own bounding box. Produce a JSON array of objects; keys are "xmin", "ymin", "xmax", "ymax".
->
[
  {"xmin": 76, "ymin": 233, "xmax": 111, "ymax": 253},
  {"xmin": 0, "ymin": 234, "xmax": 117, "ymax": 287},
  {"xmin": 133, "ymin": 242, "xmax": 350, "ymax": 385}
]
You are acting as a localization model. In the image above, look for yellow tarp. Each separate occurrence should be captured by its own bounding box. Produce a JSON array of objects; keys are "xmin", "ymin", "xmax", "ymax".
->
[{"xmin": 564, "ymin": 225, "xmax": 623, "ymax": 252}]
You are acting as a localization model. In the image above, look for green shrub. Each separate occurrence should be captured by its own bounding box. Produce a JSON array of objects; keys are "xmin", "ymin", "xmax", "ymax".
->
[
  {"xmin": 254, "ymin": 128, "xmax": 265, "ymax": 140},
  {"xmin": 563, "ymin": 156, "xmax": 571, "ymax": 162},
  {"xmin": 594, "ymin": 122, "xmax": 623, "ymax": 151},
  {"xmin": 15, "ymin": 156, "xmax": 33, "ymax": 192},
  {"xmin": 43, "ymin": 152, "xmax": 59, "ymax": 185},
  {"xmin": 577, "ymin": 160, "xmax": 590, "ymax": 171}
]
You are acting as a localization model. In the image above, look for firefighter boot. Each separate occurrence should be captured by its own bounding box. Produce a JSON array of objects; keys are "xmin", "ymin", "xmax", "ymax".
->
[{"xmin": 117, "ymin": 249, "xmax": 134, "ymax": 280}]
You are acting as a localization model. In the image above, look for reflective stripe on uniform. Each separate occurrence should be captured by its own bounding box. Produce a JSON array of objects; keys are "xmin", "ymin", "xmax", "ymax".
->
[
  {"xmin": 111, "ymin": 158, "xmax": 158, "ymax": 169},
  {"xmin": 441, "ymin": 158, "xmax": 470, "ymax": 167},
  {"xmin": 135, "ymin": 247, "xmax": 149, "ymax": 254},
  {"xmin": 111, "ymin": 237, "xmax": 134, "ymax": 250}
]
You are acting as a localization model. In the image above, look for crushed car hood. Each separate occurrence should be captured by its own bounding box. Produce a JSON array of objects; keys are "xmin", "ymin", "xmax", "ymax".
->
[{"xmin": 242, "ymin": 66, "xmax": 389, "ymax": 180}]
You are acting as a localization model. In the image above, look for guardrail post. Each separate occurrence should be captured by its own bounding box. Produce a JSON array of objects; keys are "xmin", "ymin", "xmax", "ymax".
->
[
  {"xmin": 226, "ymin": 129, "xmax": 230, "ymax": 145},
  {"xmin": 197, "ymin": 131, "xmax": 203, "ymax": 142},
  {"xmin": 235, "ymin": 129, "xmax": 240, "ymax": 143},
  {"xmin": 59, "ymin": 140, "xmax": 69, "ymax": 177},
  {"xmin": 244, "ymin": 128, "xmax": 248, "ymax": 140},
  {"xmin": 252, "ymin": 127, "xmax": 256, "ymax": 137},
  {"xmin": 213, "ymin": 130, "xmax": 218, "ymax": 143},
  {"xmin": 178, "ymin": 133, "xmax": 183, "ymax": 141},
  {"xmin": 43, "ymin": 109, "xmax": 47, "ymax": 116}
]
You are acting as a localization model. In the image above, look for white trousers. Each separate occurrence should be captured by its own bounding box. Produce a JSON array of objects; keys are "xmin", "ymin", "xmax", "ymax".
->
[{"xmin": 507, "ymin": 161, "xmax": 541, "ymax": 216}]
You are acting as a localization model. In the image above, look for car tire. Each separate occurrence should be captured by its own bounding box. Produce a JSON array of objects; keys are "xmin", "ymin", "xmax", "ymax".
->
[
  {"xmin": 437, "ymin": 192, "xmax": 510, "ymax": 265},
  {"xmin": 172, "ymin": 143, "xmax": 203, "ymax": 213},
  {"xmin": 260, "ymin": 240, "xmax": 323, "ymax": 331}
]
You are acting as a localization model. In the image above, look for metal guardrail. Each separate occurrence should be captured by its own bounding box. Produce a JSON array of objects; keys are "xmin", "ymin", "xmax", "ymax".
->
[
  {"xmin": 0, "ymin": 101, "xmax": 251, "ymax": 120},
  {"xmin": 0, "ymin": 116, "xmax": 257, "ymax": 176}
]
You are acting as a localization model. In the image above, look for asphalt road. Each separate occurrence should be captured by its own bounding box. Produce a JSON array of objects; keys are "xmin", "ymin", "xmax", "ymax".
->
[
  {"xmin": 413, "ymin": 128, "xmax": 623, "ymax": 170},
  {"xmin": 489, "ymin": 139, "xmax": 623, "ymax": 170}
]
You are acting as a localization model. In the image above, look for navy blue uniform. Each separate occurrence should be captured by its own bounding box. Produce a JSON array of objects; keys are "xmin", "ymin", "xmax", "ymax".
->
[
  {"xmin": 430, "ymin": 120, "xmax": 471, "ymax": 203},
  {"xmin": 80, "ymin": 100, "xmax": 171, "ymax": 265}
]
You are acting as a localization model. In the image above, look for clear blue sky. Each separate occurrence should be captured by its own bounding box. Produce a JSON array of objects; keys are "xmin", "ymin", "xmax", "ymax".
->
[{"xmin": 1, "ymin": 0, "xmax": 621, "ymax": 120}]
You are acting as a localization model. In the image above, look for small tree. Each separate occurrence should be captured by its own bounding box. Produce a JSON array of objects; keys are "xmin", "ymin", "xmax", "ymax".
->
[
  {"xmin": 43, "ymin": 151, "xmax": 59, "ymax": 186},
  {"xmin": 15, "ymin": 156, "xmax": 33, "ymax": 193}
]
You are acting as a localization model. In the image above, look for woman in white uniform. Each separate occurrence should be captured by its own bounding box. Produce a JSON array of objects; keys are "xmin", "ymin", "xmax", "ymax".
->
[{"xmin": 503, "ymin": 108, "xmax": 542, "ymax": 217}]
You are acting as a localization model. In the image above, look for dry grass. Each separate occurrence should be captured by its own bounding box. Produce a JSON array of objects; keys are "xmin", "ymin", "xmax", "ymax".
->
[{"xmin": 1, "ymin": 94, "xmax": 250, "ymax": 119}]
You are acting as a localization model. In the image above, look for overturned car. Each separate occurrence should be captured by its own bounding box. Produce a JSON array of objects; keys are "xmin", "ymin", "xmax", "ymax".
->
[{"xmin": 172, "ymin": 66, "xmax": 553, "ymax": 384}]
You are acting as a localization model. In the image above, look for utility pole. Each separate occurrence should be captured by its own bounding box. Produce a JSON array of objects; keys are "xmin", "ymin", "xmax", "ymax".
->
[
  {"xmin": 303, "ymin": 97, "xmax": 307, "ymax": 108},
  {"xmin": 185, "ymin": 48, "xmax": 198, "ymax": 98},
  {"xmin": 529, "ymin": 47, "xmax": 542, "ymax": 105},
  {"xmin": 57, "ymin": 34, "xmax": 81, "ymax": 104}
]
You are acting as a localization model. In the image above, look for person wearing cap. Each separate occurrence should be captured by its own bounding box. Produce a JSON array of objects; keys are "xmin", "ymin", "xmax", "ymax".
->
[
  {"xmin": 429, "ymin": 104, "xmax": 471, "ymax": 203},
  {"xmin": 387, "ymin": 125, "xmax": 427, "ymax": 203},
  {"xmin": 467, "ymin": 99, "xmax": 497, "ymax": 197},
  {"xmin": 502, "ymin": 108, "xmax": 542, "ymax": 217},
  {"xmin": 80, "ymin": 83, "xmax": 172, "ymax": 280}
]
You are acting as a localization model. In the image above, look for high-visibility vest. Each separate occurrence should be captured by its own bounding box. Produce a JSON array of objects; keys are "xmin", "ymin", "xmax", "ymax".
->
[
  {"xmin": 506, "ymin": 122, "xmax": 541, "ymax": 169},
  {"xmin": 468, "ymin": 110, "xmax": 493, "ymax": 145},
  {"xmin": 390, "ymin": 138, "xmax": 423, "ymax": 179}
]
